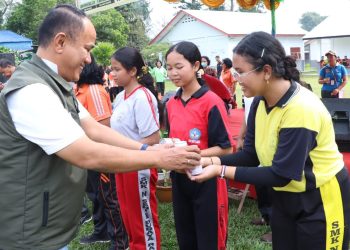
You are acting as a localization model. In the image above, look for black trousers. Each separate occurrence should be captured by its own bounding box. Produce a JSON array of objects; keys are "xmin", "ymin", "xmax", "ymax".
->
[
  {"xmin": 84, "ymin": 171, "xmax": 128, "ymax": 249},
  {"xmin": 156, "ymin": 82, "xmax": 165, "ymax": 96},
  {"xmin": 171, "ymin": 172, "xmax": 227, "ymax": 250},
  {"xmin": 321, "ymin": 90, "xmax": 339, "ymax": 98},
  {"xmin": 270, "ymin": 168, "xmax": 350, "ymax": 250},
  {"xmin": 99, "ymin": 173, "xmax": 129, "ymax": 250},
  {"xmin": 255, "ymin": 185, "xmax": 272, "ymax": 223},
  {"xmin": 85, "ymin": 170, "xmax": 107, "ymax": 236}
]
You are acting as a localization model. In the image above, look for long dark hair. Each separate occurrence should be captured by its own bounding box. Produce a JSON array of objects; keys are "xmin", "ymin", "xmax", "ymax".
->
[
  {"xmin": 111, "ymin": 47, "xmax": 157, "ymax": 98},
  {"xmin": 165, "ymin": 41, "xmax": 205, "ymax": 86},
  {"xmin": 233, "ymin": 31, "xmax": 300, "ymax": 82},
  {"xmin": 77, "ymin": 54, "xmax": 104, "ymax": 87}
]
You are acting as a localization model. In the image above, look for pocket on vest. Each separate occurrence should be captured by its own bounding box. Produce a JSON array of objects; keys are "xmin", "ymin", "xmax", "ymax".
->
[{"xmin": 42, "ymin": 191, "xmax": 49, "ymax": 226}]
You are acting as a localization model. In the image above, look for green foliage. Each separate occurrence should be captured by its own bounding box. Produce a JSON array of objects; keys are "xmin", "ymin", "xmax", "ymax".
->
[
  {"xmin": 0, "ymin": 47, "xmax": 23, "ymax": 65},
  {"xmin": 179, "ymin": 0, "xmax": 202, "ymax": 10},
  {"xmin": 5, "ymin": 0, "xmax": 74, "ymax": 44},
  {"xmin": 90, "ymin": 9, "xmax": 129, "ymax": 49},
  {"xmin": 92, "ymin": 42, "xmax": 115, "ymax": 67},
  {"xmin": 142, "ymin": 43, "xmax": 171, "ymax": 66},
  {"xmin": 117, "ymin": 1, "xmax": 151, "ymax": 50},
  {"xmin": 0, "ymin": 0, "xmax": 15, "ymax": 27},
  {"xmin": 299, "ymin": 12, "xmax": 327, "ymax": 32},
  {"xmin": 0, "ymin": 46, "xmax": 12, "ymax": 53}
]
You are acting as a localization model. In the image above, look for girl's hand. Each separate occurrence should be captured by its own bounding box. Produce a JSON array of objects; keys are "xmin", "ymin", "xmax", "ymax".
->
[
  {"xmin": 189, "ymin": 165, "xmax": 221, "ymax": 183},
  {"xmin": 200, "ymin": 157, "xmax": 212, "ymax": 167}
]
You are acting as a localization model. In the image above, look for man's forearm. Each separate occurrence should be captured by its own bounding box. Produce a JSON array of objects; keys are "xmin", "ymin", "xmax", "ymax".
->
[
  {"xmin": 81, "ymin": 116, "xmax": 142, "ymax": 150},
  {"xmin": 56, "ymin": 135, "xmax": 201, "ymax": 173}
]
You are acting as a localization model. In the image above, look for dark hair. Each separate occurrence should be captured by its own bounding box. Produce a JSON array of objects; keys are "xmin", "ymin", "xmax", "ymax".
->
[
  {"xmin": 77, "ymin": 54, "xmax": 104, "ymax": 87},
  {"xmin": 0, "ymin": 58, "xmax": 14, "ymax": 68},
  {"xmin": 165, "ymin": 41, "xmax": 204, "ymax": 85},
  {"xmin": 201, "ymin": 56, "xmax": 211, "ymax": 66},
  {"xmin": 112, "ymin": 47, "xmax": 157, "ymax": 98},
  {"xmin": 38, "ymin": 4, "xmax": 87, "ymax": 48},
  {"xmin": 233, "ymin": 31, "xmax": 300, "ymax": 82},
  {"xmin": 222, "ymin": 58, "xmax": 232, "ymax": 69}
]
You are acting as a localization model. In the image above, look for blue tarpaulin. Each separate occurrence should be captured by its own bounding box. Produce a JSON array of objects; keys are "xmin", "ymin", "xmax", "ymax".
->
[{"xmin": 0, "ymin": 30, "xmax": 33, "ymax": 51}]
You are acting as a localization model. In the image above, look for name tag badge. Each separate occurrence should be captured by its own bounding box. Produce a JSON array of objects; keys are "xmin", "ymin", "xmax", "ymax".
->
[{"xmin": 331, "ymin": 80, "xmax": 335, "ymax": 85}]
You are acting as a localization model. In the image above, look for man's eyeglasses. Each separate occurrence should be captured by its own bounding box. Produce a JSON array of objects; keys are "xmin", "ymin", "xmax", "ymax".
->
[{"xmin": 233, "ymin": 67, "xmax": 260, "ymax": 81}]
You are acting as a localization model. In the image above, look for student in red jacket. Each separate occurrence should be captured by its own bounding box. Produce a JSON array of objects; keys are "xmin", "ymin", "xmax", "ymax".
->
[{"xmin": 165, "ymin": 41, "xmax": 233, "ymax": 250}]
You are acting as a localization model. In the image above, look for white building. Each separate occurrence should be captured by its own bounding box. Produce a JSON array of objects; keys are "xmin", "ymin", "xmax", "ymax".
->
[
  {"xmin": 150, "ymin": 10, "xmax": 306, "ymax": 67},
  {"xmin": 303, "ymin": 14, "xmax": 350, "ymax": 63}
]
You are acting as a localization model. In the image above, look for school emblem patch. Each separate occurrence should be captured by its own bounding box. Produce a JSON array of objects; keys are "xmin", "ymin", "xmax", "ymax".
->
[{"xmin": 189, "ymin": 128, "xmax": 201, "ymax": 145}]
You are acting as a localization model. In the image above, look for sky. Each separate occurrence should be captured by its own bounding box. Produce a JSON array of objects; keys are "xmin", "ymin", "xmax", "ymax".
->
[{"xmin": 148, "ymin": 0, "xmax": 350, "ymax": 37}]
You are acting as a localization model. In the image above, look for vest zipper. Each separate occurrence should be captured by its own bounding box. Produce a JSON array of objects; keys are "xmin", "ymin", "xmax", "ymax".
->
[{"xmin": 42, "ymin": 191, "xmax": 49, "ymax": 226}]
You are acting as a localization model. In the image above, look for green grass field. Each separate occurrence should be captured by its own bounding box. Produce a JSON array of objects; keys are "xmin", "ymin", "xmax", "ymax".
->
[
  {"xmin": 70, "ymin": 75, "xmax": 348, "ymax": 250},
  {"xmin": 70, "ymin": 199, "xmax": 271, "ymax": 250}
]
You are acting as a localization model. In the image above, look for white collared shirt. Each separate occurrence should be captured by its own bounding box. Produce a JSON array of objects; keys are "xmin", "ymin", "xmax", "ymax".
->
[{"xmin": 6, "ymin": 58, "xmax": 90, "ymax": 155}]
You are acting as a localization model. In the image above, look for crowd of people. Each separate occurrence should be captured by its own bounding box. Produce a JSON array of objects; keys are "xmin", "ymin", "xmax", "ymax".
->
[
  {"xmin": 0, "ymin": 4, "xmax": 349, "ymax": 250},
  {"xmin": 320, "ymin": 55, "xmax": 350, "ymax": 68}
]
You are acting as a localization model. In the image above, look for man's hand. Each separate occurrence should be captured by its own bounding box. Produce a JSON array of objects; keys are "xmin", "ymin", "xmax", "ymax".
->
[
  {"xmin": 331, "ymin": 88, "xmax": 340, "ymax": 96},
  {"xmin": 147, "ymin": 144, "xmax": 172, "ymax": 151},
  {"xmin": 156, "ymin": 145, "xmax": 200, "ymax": 171}
]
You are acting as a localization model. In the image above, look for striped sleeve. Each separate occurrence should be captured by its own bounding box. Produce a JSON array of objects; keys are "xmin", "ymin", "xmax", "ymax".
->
[{"xmin": 88, "ymin": 85, "xmax": 112, "ymax": 122}]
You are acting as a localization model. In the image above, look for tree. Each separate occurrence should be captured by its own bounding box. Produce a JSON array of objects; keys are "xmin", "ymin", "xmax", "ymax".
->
[
  {"xmin": 179, "ymin": 0, "xmax": 202, "ymax": 10},
  {"xmin": 5, "ymin": 0, "xmax": 74, "ymax": 44},
  {"xmin": 92, "ymin": 42, "xmax": 116, "ymax": 67},
  {"xmin": 0, "ymin": 0, "xmax": 15, "ymax": 27},
  {"xmin": 299, "ymin": 12, "xmax": 327, "ymax": 32},
  {"xmin": 117, "ymin": 1, "xmax": 151, "ymax": 51},
  {"xmin": 141, "ymin": 43, "xmax": 171, "ymax": 65},
  {"xmin": 0, "ymin": 46, "xmax": 12, "ymax": 53},
  {"xmin": 90, "ymin": 9, "xmax": 129, "ymax": 49}
]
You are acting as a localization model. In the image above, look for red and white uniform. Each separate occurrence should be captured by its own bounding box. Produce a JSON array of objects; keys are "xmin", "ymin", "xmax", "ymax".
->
[
  {"xmin": 111, "ymin": 86, "xmax": 161, "ymax": 250},
  {"xmin": 167, "ymin": 85, "xmax": 233, "ymax": 250}
]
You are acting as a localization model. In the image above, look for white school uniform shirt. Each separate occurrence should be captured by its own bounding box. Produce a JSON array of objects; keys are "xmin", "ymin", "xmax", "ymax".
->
[{"xmin": 111, "ymin": 87, "xmax": 159, "ymax": 141}]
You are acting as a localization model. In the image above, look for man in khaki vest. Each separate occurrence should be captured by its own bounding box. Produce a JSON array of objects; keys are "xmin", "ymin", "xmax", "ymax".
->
[{"xmin": 0, "ymin": 4, "xmax": 200, "ymax": 250}]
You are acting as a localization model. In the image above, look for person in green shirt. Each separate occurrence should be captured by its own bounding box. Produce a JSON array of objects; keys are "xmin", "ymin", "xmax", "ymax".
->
[{"xmin": 153, "ymin": 60, "xmax": 167, "ymax": 99}]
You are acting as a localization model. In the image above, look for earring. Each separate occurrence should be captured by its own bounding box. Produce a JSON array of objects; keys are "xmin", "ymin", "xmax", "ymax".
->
[{"xmin": 266, "ymin": 79, "xmax": 269, "ymax": 85}]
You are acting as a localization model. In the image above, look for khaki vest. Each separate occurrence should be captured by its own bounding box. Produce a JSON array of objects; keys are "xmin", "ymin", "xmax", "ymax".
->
[{"xmin": 0, "ymin": 54, "xmax": 87, "ymax": 250}]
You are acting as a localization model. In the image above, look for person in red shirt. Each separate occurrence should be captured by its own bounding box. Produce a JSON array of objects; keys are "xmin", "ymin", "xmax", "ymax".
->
[
  {"xmin": 166, "ymin": 41, "xmax": 233, "ymax": 250},
  {"xmin": 220, "ymin": 58, "xmax": 237, "ymax": 108}
]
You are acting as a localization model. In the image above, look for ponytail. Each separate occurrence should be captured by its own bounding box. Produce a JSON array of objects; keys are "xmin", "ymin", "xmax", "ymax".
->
[{"xmin": 283, "ymin": 56, "xmax": 300, "ymax": 82}]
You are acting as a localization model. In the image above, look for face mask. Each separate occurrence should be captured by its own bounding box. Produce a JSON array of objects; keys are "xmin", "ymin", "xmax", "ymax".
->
[{"xmin": 201, "ymin": 62, "xmax": 207, "ymax": 68}]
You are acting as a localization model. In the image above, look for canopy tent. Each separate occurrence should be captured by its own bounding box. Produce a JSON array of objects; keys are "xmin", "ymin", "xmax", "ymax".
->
[{"xmin": 0, "ymin": 30, "xmax": 33, "ymax": 51}]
